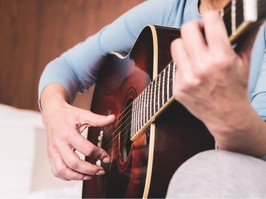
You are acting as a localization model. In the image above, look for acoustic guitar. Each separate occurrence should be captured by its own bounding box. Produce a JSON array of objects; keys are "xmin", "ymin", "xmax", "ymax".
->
[{"xmin": 82, "ymin": 1, "xmax": 266, "ymax": 198}]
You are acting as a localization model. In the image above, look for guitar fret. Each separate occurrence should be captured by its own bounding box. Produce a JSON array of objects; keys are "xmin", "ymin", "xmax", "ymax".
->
[
  {"xmin": 136, "ymin": 96, "xmax": 141, "ymax": 133},
  {"xmin": 146, "ymin": 87, "xmax": 149, "ymax": 123},
  {"xmin": 141, "ymin": 92, "xmax": 144, "ymax": 129},
  {"xmin": 162, "ymin": 67, "xmax": 168, "ymax": 102},
  {"xmin": 131, "ymin": 101, "xmax": 135, "ymax": 136},
  {"xmin": 166, "ymin": 65, "xmax": 169, "ymax": 100},
  {"xmin": 149, "ymin": 83, "xmax": 153, "ymax": 120},
  {"xmin": 162, "ymin": 69, "xmax": 166, "ymax": 105},
  {"xmin": 154, "ymin": 76, "xmax": 158, "ymax": 115},
  {"xmin": 153, "ymin": 80, "xmax": 157, "ymax": 115},
  {"xmin": 171, "ymin": 62, "xmax": 176, "ymax": 97},
  {"xmin": 157, "ymin": 73, "xmax": 161, "ymax": 111},
  {"xmin": 134, "ymin": 100, "xmax": 137, "ymax": 134},
  {"xmin": 231, "ymin": 0, "xmax": 237, "ymax": 35},
  {"xmin": 132, "ymin": 97, "xmax": 137, "ymax": 137},
  {"xmin": 139, "ymin": 94, "xmax": 142, "ymax": 132},
  {"xmin": 167, "ymin": 64, "xmax": 171, "ymax": 100},
  {"xmin": 168, "ymin": 63, "xmax": 172, "ymax": 98},
  {"xmin": 134, "ymin": 97, "xmax": 138, "ymax": 135},
  {"xmin": 149, "ymin": 83, "xmax": 153, "ymax": 121},
  {"xmin": 145, "ymin": 85, "xmax": 149, "ymax": 124},
  {"xmin": 140, "ymin": 90, "xmax": 147, "ymax": 128},
  {"xmin": 142, "ymin": 89, "xmax": 145, "ymax": 126},
  {"xmin": 164, "ymin": 68, "xmax": 168, "ymax": 104}
]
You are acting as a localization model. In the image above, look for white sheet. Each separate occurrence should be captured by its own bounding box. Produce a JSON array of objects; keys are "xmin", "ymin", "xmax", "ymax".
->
[{"xmin": 0, "ymin": 104, "xmax": 81, "ymax": 198}]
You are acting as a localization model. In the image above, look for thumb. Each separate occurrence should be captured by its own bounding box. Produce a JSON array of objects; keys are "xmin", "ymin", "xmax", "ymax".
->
[{"xmin": 79, "ymin": 110, "xmax": 116, "ymax": 128}]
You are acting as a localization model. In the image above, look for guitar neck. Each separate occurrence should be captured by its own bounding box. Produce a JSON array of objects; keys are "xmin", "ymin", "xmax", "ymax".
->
[
  {"xmin": 130, "ymin": 61, "xmax": 176, "ymax": 140},
  {"xmin": 130, "ymin": 0, "xmax": 266, "ymax": 141},
  {"xmin": 223, "ymin": 0, "xmax": 266, "ymax": 43}
]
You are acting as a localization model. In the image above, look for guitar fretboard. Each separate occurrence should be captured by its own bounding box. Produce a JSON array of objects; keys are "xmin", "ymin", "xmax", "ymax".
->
[{"xmin": 130, "ymin": 62, "xmax": 176, "ymax": 140}]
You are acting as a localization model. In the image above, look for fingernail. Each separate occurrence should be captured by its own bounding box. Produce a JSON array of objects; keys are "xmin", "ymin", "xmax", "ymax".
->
[
  {"xmin": 83, "ymin": 176, "xmax": 92, "ymax": 180},
  {"xmin": 96, "ymin": 170, "xmax": 105, "ymax": 175},
  {"xmin": 103, "ymin": 157, "xmax": 110, "ymax": 163}
]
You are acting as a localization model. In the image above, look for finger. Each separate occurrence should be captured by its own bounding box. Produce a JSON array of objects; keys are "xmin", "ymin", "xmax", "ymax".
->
[
  {"xmin": 171, "ymin": 39, "xmax": 199, "ymax": 98},
  {"xmin": 202, "ymin": 11, "xmax": 231, "ymax": 52},
  {"xmin": 78, "ymin": 110, "xmax": 116, "ymax": 127},
  {"xmin": 181, "ymin": 20, "xmax": 207, "ymax": 63},
  {"xmin": 51, "ymin": 158, "xmax": 92, "ymax": 181},
  {"xmin": 171, "ymin": 38, "xmax": 191, "ymax": 78},
  {"xmin": 48, "ymin": 150, "xmax": 69, "ymax": 180},
  {"xmin": 58, "ymin": 143, "xmax": 106, "ymax": 176},
  {"xmin": 49, "ymin": 148, "xmax": 92, "ymax": 180},
  {"xmin": 68, "ymin": 130, "xmax": 110, "ymax": 163}
]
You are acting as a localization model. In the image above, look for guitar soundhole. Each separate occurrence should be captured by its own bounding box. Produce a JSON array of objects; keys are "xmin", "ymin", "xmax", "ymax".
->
[{"xmin": 120, "ymin": 98, "xmax": 133, "ymax": 162}]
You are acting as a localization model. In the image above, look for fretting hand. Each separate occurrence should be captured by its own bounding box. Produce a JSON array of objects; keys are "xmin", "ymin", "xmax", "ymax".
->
[{"xmin": 171, "ymin": 11, "xmax": 266, "ymax": 155}]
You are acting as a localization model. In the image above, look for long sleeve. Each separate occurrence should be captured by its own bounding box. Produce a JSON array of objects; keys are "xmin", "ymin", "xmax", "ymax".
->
[
  {"xmin": 38, "ymin": 0, "xmax": 189, "ymax": 103},
  {"xmin": 250, "ymin": 24, "xmax": 266, "ymax": 120}
]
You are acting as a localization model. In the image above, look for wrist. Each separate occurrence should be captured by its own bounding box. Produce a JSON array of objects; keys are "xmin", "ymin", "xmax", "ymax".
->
[
  {"xmin": 207, "ymin": 103, "xmax": 266, "ymax": 157},
  {"xmin": 40, "ymin": 83, "xmax": 70, "ymax": 114},
  {"xmin": 212, "ymin": 106, "xmax": 266, "ymax": 157}
]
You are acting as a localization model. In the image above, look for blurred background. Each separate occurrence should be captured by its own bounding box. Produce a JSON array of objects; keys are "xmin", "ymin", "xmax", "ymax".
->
[
  {"xmin": 0, "ymin": 0, "xmax": 143, "ymax": 198},
  {"xmin": 0, "ymin": 0, "xmax": 144, "ymax": 111}
]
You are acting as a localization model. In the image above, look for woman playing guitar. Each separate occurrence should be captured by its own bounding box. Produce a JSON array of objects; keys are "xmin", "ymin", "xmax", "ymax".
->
[{"xmin": 39, "ymin": 0, "xmax": 266, "ymax": 197}]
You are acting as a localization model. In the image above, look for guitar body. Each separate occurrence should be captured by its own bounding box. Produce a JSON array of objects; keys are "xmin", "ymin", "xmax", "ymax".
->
[{"xmin": 82, "ymin": 25, "xmax": 214, "ymax": 198}]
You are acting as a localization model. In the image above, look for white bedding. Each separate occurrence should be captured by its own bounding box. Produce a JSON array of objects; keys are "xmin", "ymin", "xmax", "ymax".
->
[{"xmin": 0, "ymin": 104, "xmax": 82, "ymax": 198}]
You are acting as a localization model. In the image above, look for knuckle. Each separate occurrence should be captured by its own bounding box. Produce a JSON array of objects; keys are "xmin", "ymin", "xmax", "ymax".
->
[
  {"xmin": 182, "ymin": 76, "xmax": 203, "ymax": 91},
  {"xmin": 61, "ymin": 131, "xmax": 72, "ymax": 141},
  {"xmin": 84, "ymin": 145, "xmax": 98, "ymax": 157},
  {"xmin": 212, "ymin": 51, "xmax": 235, "ymax": 71},
  {"xmin": 195, "ymin": 61, "xmax": 213, "ymax": 79},
  {"xmin": 68, "ymin": 159, "xmax": 80, "ymax": 170},
  {"xmin": 84, "ymin": 148, "xmax": 93, "ymax": 157},
  {"xmin": 195, "ymin": 68, "xmax": 208, "ymax": 81},
  {"xmin": 53, "ymin": 165, "xmax": 67, "ymax": 178}
]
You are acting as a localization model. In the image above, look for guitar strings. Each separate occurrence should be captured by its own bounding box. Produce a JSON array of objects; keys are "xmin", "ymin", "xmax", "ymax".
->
[{"xmin": 99, "ymin": 62, "xmax": 175, "ymax": 152}]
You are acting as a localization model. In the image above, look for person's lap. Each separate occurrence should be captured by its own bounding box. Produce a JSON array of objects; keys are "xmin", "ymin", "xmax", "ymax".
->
[{"xmin": 166, "ymin": 150, "xmax": 266, "ymax": 198}]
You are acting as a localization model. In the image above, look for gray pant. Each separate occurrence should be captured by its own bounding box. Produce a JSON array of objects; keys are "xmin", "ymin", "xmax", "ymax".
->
[{"xmin": 166, "ymin": 150, "xmax": 266, "ymax": 198}]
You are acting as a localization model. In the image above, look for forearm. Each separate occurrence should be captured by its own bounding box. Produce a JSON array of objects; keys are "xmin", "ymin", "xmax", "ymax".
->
[
  {"xmin": 40, "ymin": 83, "xmax": 71, "ymax": 114},
  {"xmin": 211, "ymin": 103, "xmax": 266, "ymax": 157}
]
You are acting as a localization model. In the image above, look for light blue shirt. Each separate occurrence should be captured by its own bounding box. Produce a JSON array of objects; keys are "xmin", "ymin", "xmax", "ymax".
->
[{"xmin": 39, "ymin": 0, "xmax": 266, "ymax": 122}]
